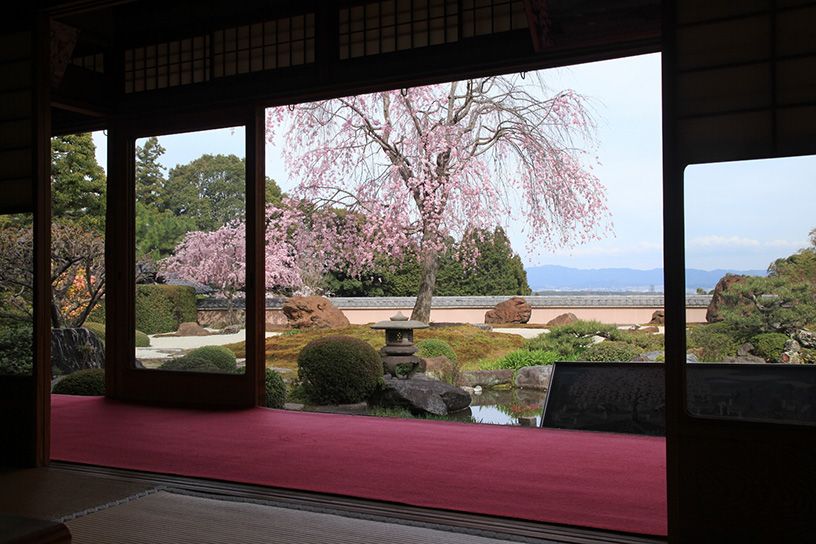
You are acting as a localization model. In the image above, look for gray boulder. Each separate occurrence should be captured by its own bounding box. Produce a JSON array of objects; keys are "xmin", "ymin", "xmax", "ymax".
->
[
  {"xmin": 784, "ymin": 339, "xmax": 801, "ymax": 353},
  {"xmin": 795, "ymin": 329, "xmax": 816, "ymax": 348},
  {"xmin": 514, "ymin": 365, "xmax": 553, "ymax": 390},
  {"xmin": 460, "ymin": 369, "xmax": 513, "ymax": 388},
  {"xmin": 373, "ymin": 375, "xmax": 471, "ymax": 416},
  {"xmin": 633, "ymin": 350, "xmax": 663, "ymax": 362}
]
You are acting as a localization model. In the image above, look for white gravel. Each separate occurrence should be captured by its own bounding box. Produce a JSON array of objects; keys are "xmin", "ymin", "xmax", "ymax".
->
[
  {"xmin": 491, "ymin": 328, "xmax": 549, "ymax": 339},
  {"xmin": 136, "ymin": 329, "xmax": 279, "ymax": 360}
]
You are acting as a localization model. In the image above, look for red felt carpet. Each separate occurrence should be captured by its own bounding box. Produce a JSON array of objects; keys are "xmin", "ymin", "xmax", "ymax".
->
[{"xmin": 51, "ymin": 394, "xmax": 666, "ymax": 536}]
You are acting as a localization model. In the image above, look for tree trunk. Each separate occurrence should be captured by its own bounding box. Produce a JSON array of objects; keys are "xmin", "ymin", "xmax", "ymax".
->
[{"xmin": 411, "ymin": 250, "xmax": 440, "ymax": 323}]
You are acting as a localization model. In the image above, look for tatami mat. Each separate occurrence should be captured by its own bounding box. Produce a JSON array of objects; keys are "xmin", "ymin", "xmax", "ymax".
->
[
  {"xmin": 0, "ymin": 468, "xmax": 157, "ymax": 521},
  {"xmin": 66, "ymin": 490, "xmax": 527, "ymax": 544}
]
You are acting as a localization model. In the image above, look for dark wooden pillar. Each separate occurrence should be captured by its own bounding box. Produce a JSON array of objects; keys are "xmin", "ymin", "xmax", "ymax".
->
[
  {"xmin": 246, "ymin": 105, "xmax": 266, "ymax": 405},
  {"xmin": 105, "ymin": 119, "xmax": 136, "ymax": 399}
]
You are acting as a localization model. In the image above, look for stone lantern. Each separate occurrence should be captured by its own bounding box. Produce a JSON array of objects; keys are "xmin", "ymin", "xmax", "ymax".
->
[{"xmin": 371, "ymin": 312, "xmax": 429, "ymax": 379}]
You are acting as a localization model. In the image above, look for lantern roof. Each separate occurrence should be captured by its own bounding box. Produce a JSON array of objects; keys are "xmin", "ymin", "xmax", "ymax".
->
[{"xmin": 371, "ymin": 312, "xmax": 429, "ymax": 330}]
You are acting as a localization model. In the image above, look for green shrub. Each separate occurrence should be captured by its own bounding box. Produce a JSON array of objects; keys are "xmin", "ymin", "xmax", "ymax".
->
[
  {"xmin": 801, "ymin": 348, "xmax": 816, "ymax": 364},
  {"xmin": 751, "ymin": 332, "xmax": 789, "ymax": 362},
  {"xmin": 84, "ymin": 322, "xmax": 151, "ymax": 347},
  {"xmin": 583, "ymin": 341, "xmax": 641, "ymax": 362},
  {"xmin": 159, "ymin": 345, "xmax": 238, "ymax": 373},
  {"xmin": 687, "ymin": 324, "xmax": 738, "ymax": 362},
  {"xmin": 135, "ymin": 284, "xmax": 197, "ymax": 335},
  {"xmin": 417, "ymin": 339, "xmax": 457, "ymax": 362},
  {"xmin": 617, "ymin": 330, "xmax": 665, "ymax": 351},
  {"xmin": 481, "ymin": 349, "xmax": 560, "ymax": 370},
  {"xmin": 525, "ymin": 320, "xmax": 617, "ymax": 359},
  {"xmin": 0, "ymin": 322, "xmax": 33, "ymax": 375},
  {"xmin": 264, "ymin": 368, "xmax": 287, "ymax": 408},
  {"xmin": 297, "ymin": 335, "xmax": 383, "ymax": 404},
  {"xmin": 53, "ymin": 368, "xmax": 105, "ymax": 395}
]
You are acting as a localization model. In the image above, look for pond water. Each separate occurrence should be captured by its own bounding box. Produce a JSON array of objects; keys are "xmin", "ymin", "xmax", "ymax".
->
[{"xmin": 460, "ymin": 389, "xmax": 548, "ymax": 426}]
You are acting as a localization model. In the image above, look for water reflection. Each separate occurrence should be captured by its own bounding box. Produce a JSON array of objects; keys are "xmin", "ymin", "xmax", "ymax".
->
[{"xmin": 467, "ymin": 389, "xmax": 548, "ymax": 426}]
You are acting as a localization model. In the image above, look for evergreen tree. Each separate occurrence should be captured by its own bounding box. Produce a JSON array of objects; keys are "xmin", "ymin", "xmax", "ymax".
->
[
  {"xmin": 135, "ymin": 137, "xmax": 167, "ymax": 207},
  {"xmin": 51, "ymin": 133, "xmax": 106, "ymax": 230}
]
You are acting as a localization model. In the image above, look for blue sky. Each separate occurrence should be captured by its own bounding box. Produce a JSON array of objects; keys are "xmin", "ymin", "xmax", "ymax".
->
[{"xmin": 92, "ymin": 52, "xmax": 815, "ymax": 272}]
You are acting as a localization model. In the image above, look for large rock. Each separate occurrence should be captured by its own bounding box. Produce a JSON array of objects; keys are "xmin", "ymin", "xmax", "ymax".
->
[
  {"xmin": 460, "ymin": 369, "xmax": 513, "ymax": 388},
  {"xmin": 373, "ymin": 375, "xmax": 471, "ymax": 416},
  {"xmin": 514, "ymin": 365, "xmax": 553, "ymax": 390},
  {"xmin": 52, "ymin": 328, "xmax": 105, "ymax": 374},
  {"xmin": 282, "ymin": 296, "xmax": 350, "ymax": 329},
  {"xmin": 649, "ymin": 310, "xmax": 665, "ymax": 325},
  {"xmin": 795, "ymin": 329, "xmax": 816, "ymax": 348},
  {"xmin": 706, "ymin": 274, "xmax": 748, "ymax": 323},
  {"xmin": 484, "ymin": 297, "xmax": 532, "ymax": 324},
  {"xmin": 546, "ymin": 313, "xmax": 578, "ymax": 327}
]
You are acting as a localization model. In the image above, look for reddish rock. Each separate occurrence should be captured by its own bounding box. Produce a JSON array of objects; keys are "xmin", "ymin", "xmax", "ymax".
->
[
  {"xmin": 706, "ymin": 274, "xmax": 748, "ymax": 323},
  {"xmin": 283, "ymin": 296, "xmax": 350, "ymax": 329},
  {"xmin": 649, "ymin": 310, "xmax": 665, "ymax": 325},
  {"xmin": 176, "ymin": 322, "xmax": 211, "ymax": 336},
  {"xmin": 484, "ymin": 297, "xmax": 532, "ymax": 324},
  {"xmin": 546, "ymin": 312, "xmax": 578, "ymax": 327}
]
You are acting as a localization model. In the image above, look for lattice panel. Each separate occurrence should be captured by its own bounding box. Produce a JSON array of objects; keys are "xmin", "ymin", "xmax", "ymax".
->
[
  {"xmin": 461, "ymin": 0, "xmax": 528, "ymax": 38},
  {"xmin": 71, "ymin": 53, "xmax": 104, "ymax": 74},
  {"xmin": 125, "ymin": 36, "xmax": 210, "ymax": 93},
  {"xmin": 339, "ymin": 0, "xmax": 527, "ymax": 60},
  {"xmin": 212, "ymin": 14, "xmax": 316, "ymax": 78}
]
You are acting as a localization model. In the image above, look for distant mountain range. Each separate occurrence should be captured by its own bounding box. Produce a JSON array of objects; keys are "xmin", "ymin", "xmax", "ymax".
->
[{"xmin": 525, "ymin": 265, "xmax": 766, "ymax": 293}]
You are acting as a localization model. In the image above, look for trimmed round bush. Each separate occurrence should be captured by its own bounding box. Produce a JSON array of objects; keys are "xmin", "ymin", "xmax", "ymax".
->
[
  {"xmin": 417, "ymin": 339, "xmax": 457, "ymax": 362},
  {"xmin": 53, "ymin": 368, "xmax": 105, "ymax": 395},
  {"xmin": 297, "ymin": 335, "xmax": 383, "ymax": 404},
  {"xmin": 264, "ymin": 368, "xmax": 287, "ymax": 408},
  {"xmin": 159, "ymin": 345, "xmax": 237, "ymax": 373},
  {"xmin": 84, "ymin": 322, "xmax": 151, "ymax": 347},
  {"xmin": 583, "ymin": 341, "xmax": 641, "ymax": 362},
  {"xmin": 751, "ymin": 332, "xmax": 789, "ymax": 362}
]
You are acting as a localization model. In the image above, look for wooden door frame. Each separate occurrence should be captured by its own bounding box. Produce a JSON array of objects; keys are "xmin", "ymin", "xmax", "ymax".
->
[{"xmin": 105, "ymin": 105, "xmax": 266, "ymax": 408}]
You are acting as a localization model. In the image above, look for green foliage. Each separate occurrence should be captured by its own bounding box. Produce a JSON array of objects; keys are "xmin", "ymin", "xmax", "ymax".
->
[
  {"xmin": 801, "ymin": 348, "xmax": 816, "ymax": 364},
  {"xmin": 297, "ymin": 335, "xmax": 383, "ymax": 404},
  {"xmin": 714, "ymin": 241, "xmax": 816, "ymax": 339},
  {"xmin": 52, "ymin": 368, "xmax": 105, "ymax": 395},
  {"xmin": 159, "ymin": 345, "xmax": 238, "ymax": 373},
  {"xmin": 0, "ymin": 322, "xmax": 33, "ymax": 375},
  {"xmin": 162, "ymin": 154, "xmax": 247, "ymax": 232},
  {"xmin": 135, "ymin": 203, "xmax": 196, "ymax": 260},
  {"xmin": 525, "ymin": 320, "xmax": 619, "ymax": 359},
  {"xmin": 687, "ymin": 323, "xmax": 738, "ymax": 362},
  {"xmin": 324, "ymin": 227, "xmax": 530, "ymax": 297},
  {"xmin": 51, "ymin": 133, "xmax": 106, "ymax": 232},
  {"xmin": 480, "ymin": 349, "xmax": 560, "ymax": 370},
  {"xmin": 416, "ymin": 339, "xmax": 457, "ymax": 362},
  {"xmin": 616, "ymin": 330, "xmax": 665, "ymax": 351},
  {"xmin": 134, "ymin": 284, "xmax": 197, "ymax": 335},
  {"xmin": 751, "ymin": 332, "xmax": 789, "ymax": 362},
  {"xmin": 264, "ymin": 368, "xmax": 287, "ymax": 408},
  {"xmin": 583, "ymin": 341, "xmax": 641, "ymax": 362},
  {"xmin": 135, "ymin": 137, "xmax": 168, "ymax": 208}
]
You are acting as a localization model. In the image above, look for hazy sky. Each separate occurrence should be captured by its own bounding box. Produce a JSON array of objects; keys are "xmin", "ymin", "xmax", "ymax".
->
[{"xmin": 92, "ymin": 52, "xmax": 815, "ymax": 272}]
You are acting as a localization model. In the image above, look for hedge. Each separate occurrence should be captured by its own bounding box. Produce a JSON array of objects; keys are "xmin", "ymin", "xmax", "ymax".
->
[
  {"xmin": 264, "ymin": 368, "xmax": 287, "ymax": 408},
  {"xmin": 84, "ymin": 321, "xmax": 150, "ymax": 347},
  {"xmin": 134, "ymin": 284, "xmax": 197, "ymax": 335},
  {"xmin": 0, "ymin": 322, "xmax": 33, "ymax": 375}
]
